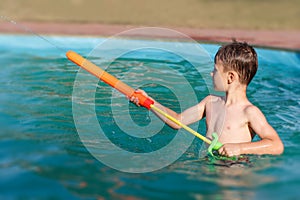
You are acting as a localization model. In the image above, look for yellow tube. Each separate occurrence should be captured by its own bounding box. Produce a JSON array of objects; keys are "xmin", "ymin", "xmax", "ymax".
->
[{"xmin": 150, "ymin": 104, "xmax": 212, "ymax": 144}]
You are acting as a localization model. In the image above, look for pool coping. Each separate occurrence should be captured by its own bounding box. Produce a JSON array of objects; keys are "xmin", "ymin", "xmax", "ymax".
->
[{"xmin": 1, "ymin": 21, "xmax": 300, "ymax": 51}]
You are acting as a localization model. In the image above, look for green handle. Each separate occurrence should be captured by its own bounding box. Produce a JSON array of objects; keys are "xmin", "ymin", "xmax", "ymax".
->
[
  {"xmin": 207, "ymin": 132, "xmax": 242, "ymax": 161},
  {"xmin": 208, "ymin": 132, "xmax": 222, "ymax": 156}
]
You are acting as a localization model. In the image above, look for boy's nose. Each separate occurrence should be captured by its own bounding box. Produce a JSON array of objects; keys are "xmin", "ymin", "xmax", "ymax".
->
[{"xmin": 210, "ymin": 72, "xmax": 213, "ymax": 77}]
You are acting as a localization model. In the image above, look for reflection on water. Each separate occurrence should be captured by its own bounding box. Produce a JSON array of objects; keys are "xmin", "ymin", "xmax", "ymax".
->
[{"xmin": 0, "ymin": 35, "xmax": 299, "ymax": 199}]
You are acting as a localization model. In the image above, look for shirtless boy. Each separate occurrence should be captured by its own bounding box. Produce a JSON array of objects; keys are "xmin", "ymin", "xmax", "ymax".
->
[{"xmin": 131, "ymin": 42, "xmax": 284, "ymax": 157}]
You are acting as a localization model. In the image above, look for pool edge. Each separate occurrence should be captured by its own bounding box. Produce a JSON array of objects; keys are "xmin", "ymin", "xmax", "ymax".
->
[{"xmin": 1, "ymin": 21, "xmax": 299, "ymax": 52}]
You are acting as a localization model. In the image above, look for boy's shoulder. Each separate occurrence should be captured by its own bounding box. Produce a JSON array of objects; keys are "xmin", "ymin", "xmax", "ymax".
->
[
  {"xmin": 244, "ymin": 103, "xmax": 265, "ymax": 118},
  {"xmin": 199, "ymin": 95, "xmax": 225, "ymax": 109},
  {"xmin": 204, "ymin": 94, "xmax": 225, "ymax": 103},
  {"xmin": 204, "ymin": 95, "xmax": 263, "ymax": 113}
]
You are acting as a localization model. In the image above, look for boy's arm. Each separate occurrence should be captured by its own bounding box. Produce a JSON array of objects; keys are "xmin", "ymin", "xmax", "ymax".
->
[
  {"xmin": 131, "ymin": 90, "xmax": 208, "ymax": 129},
  {"xmin": 151, "ymin": 98, "xmax": 207, "ymax": 129},
  {"xmin": 218, "ymin": 106, "xmax": 284, "ymax": 157}
]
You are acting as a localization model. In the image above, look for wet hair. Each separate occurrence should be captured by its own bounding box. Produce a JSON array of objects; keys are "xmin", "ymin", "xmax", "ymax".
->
[{"xmin": 214, "ymin": 41, "xmax": 258, "ymax": 85}]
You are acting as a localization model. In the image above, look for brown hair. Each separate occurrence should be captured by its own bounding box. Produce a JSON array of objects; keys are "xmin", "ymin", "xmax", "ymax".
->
[{"xmin": 214, "ymin": 42, "xmax": 258, "ymax": 85}]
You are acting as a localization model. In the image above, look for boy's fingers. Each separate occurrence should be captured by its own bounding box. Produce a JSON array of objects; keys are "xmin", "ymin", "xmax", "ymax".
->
[
  {"xmin": 218, "ymin": 147, "xmax": 228, "ymax": 156},
  {"xmin": 218, "ymin": 146, "xmax": 224, "ymax": 154},
  {"xmin": 129, "ymin": 96, "xmax": 141, "ymax": 106}
]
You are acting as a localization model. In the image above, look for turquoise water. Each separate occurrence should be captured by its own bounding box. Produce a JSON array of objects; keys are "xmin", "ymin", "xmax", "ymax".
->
[{"xmin": 0, "ymin": 34, "xmax": 299, "ymax": 199}]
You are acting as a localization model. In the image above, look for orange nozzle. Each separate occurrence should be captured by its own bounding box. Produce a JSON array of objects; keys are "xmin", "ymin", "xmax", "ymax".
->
[{"xmin": 66, "ymin": 50, "xmax": 154, "ymax": 109}]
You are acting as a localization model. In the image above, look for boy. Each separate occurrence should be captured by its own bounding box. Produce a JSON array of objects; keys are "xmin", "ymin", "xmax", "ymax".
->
[{"xmin": 131, "ymin": 42, "xmax": 284, "ymax": 157}]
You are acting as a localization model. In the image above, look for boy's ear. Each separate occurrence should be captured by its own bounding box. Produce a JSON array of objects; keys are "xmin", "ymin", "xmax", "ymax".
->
[{"xmin": 227, "ymin": 71, "xmax": 236, "ymax": 84}]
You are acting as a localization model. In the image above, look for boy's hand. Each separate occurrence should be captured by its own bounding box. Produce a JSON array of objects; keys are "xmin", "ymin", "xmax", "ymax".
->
[
  {"xmin": 129, "ymin": 89, "xmax": 150, "ymax": 107},
  {"xmin": 218, "ymin": 143, "xmax": 242, "ymax": 157}
]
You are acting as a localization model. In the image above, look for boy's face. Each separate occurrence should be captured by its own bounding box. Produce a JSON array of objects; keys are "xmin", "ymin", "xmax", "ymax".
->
[{"xmin": 211, "ymin": 60, "xmax": 227, "ymax": 91}]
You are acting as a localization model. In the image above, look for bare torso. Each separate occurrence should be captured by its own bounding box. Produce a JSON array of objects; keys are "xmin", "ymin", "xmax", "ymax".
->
[{"xmin": 205, "ymin": 95, "xmax": 255, "ymax": 144}]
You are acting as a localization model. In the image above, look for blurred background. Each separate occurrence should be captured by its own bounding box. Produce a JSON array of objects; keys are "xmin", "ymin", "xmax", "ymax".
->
[{"xmin": 0, "ymin": 0, "xmax": 299, "ymax": 30}]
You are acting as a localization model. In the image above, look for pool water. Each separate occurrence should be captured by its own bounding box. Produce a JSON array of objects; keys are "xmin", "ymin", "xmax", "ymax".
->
[{"xmin": 0, "ymin": 34, "xmax": 299, "ymax": 199}]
